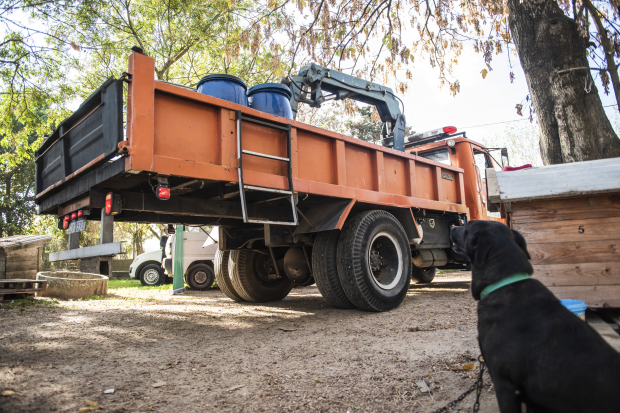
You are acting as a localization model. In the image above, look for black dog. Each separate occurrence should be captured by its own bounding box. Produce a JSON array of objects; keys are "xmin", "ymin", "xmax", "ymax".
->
[{"xmin": 450, "ymin": 220, "xmax": 620, "ymax": 413}]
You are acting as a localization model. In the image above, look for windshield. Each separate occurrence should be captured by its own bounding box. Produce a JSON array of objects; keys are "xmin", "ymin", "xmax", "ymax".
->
[{"xmin": 418, "ymin": 148, "xmax": 451, "ymax": 165}]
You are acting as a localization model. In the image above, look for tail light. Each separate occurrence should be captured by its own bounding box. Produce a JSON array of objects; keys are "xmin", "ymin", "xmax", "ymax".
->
[
  {"xmin": 105, "ymin": 193, "xmax": 113, "ymax": 215},
  {"xmin": 156, "ymin": 177, "xmax": 170, "ymax": 201},
  {"xmin": 71, "ymin": 212, "xmax": 77, "ymax": 220},
  {"xmin": 442, "ymin": 126, "xmax": 457, "ymax": 134},
  {"xmin": 63, "ymin": 215, "xmax": 70, "ymax": 230},
  {"xmin": 157, "ymin": 186, "xmax": 170, "ymax": 200},
  {"xmin": 77, "ymin": 210, "xmax": 83, "ymax": 218},
  {"xmin": 104, "ymin": 192, "xmax": 122, "ymax": 215}
]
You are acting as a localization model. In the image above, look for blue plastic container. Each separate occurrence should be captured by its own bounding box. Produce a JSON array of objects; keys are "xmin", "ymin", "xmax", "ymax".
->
[
  {"xmin": 559, "ymin": 299, "xmax": 587, "ymax": 321},
  {"xmin": 248, "ymin": 83, "xmax": 293, "ymax": 119},
  {"xmin": 196, "ymin": 74, "xmax": 248, "ymax": 106}
]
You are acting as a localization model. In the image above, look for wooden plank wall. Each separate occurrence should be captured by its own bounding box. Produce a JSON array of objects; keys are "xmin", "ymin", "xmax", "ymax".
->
[
  {"xmin": 511, "ymin": 194, "xmax": 620, "ymax": 307},
  {"xmin": 5, "ymin": 248, "xmax": 40, "ymax": 280}
]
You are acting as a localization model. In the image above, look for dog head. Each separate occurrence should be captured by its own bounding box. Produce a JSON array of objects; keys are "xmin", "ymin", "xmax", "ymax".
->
[{"xmin": 450, "ymin": 221, "xmax": 533, "ymax": 300}]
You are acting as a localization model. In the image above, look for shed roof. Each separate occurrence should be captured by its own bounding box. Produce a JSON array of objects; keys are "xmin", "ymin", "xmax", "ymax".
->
[
  {"xmin": 0, "ymin": 235, "xmax": 53, "ymax": 253},
  {"xmin": 487, "ymin": 157, "xmax": 620, "ymax": 203}
]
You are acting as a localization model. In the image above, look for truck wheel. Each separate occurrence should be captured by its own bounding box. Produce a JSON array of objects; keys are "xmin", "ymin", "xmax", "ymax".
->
[
  {"xmin": 214, "ymin": 250, "xmax": 245, "ymax": 302},
  {"xmin": 228, "ymin": 250, "xmax": 293, "ymax": 302},
  {"xmin": 139, "ymin": 263, "xmax": 166, "ymax": 286},
  {"xmin": 337, "ymin": 210, "xmax": 411, "ymax": 312},
  {"xmin": 312, "ymin": 231, "xmax": 355, "ymax": 309},
  {"xmin": 187, "ymin": 263, "xmax": 215, "ymax": 291},
  {"xmin": 411, "ymin": 267, "xmax": 436, "ymax": 284}
]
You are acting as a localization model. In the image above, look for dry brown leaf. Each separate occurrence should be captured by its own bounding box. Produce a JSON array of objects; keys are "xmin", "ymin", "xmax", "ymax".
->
[
  {"xmin": 152, "ymin": 382, "xmax": 167, "ymax": 388},
  {"xmin": 1, "ymin": 389, "xmax": 17, "ymax": 396},
  {"xmin": 462, "ymin": 363, "xmax": 476, "ymax": 370},
  {"xmin": 86, "ymin": 400, "xmax": 99, "ymax": 408}
]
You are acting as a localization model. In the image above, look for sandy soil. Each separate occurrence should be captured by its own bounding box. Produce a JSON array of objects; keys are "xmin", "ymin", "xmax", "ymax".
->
[{"xmin": 0, "ymin": 273, "xmax": 500, "ymax": 412}]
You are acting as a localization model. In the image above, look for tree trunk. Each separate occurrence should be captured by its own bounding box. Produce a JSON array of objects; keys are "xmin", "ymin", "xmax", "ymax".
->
[{"xmin": 507, "ymin": 0, "xmax": 620, "ymax": 164}]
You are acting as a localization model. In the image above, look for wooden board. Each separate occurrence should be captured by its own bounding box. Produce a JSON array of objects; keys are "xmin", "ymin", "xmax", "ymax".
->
[
  {"xmin": 528, "ymin": 240, "xmax": 620, "ymax": 265},
  {"xmin": 547, "ymin": 285, "xmax": 620, "ymax": 308},
  {"xmin": 586, "ymin": 312, "xmax": 620, "ymax": 352},
  {"xmin": 533, "ymin": 263, "xmax": 620, "ymax": 286},
  {"xmin": 494, "ymin": 157, "xmax": 620, "ymax": 203},
  {"xmin": 511, "ymin": 195, "xmax": 620, "ymax": 224},
  {"xmin": 513, "ymin": 216, "xmax": 620, "ymax": 243}
]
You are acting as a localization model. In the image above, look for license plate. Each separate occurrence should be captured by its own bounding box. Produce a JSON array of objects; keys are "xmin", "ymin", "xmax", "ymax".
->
[{"xmin": 68, "ymin": 219, "xmax": 86, "ymax": 235}]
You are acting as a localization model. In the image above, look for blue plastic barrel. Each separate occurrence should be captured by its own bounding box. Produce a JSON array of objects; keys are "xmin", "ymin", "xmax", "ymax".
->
[
  {"xmin": 248, "ymin": 83, "xmax": 293, "ymax": 119},
  {"xmin": 559, "ymin": 299, "xmax": 587, "ymax": 321},
  {"xmin": 196, "ymin": 74, "xmax": 248, "ymax": 106}
]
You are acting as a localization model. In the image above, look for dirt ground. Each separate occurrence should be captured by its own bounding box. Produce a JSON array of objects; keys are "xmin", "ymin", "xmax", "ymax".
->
[{"xmin": 0, "ymin": 273, "xmax": 501, "ymax": 412}]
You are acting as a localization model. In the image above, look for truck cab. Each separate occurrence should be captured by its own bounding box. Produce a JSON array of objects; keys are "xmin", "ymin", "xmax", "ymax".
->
[{"xmin": 406, "ymin": 129, "xmax": 505, "ymax": 222}]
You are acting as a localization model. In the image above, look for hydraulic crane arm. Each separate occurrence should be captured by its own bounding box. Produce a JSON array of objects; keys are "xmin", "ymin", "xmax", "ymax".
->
[{"xmin": 283, "ymin": 63, "xmax": 407, "ymax": 151}]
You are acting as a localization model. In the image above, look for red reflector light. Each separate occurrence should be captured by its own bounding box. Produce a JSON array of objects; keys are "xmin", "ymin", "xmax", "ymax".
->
[
  {"xmin": 77, "ymin": 210, "xmax": 83, "ymax": 218},
  {"xmin": 63, "ymin": 215, "xmax": 70, "ymax": 222},
  {"xmin": 62, "ymin": 215, "xmax": 70, "ymax": 229},
  {"xmin": 157, "ymin": 186, "xmax": 171, "ymax": 199},
  {"xmin": 105, "ymin": 193, "xmax": 113, "ymax": 215},
  {"xmin": 442, "ymin": 126, "xmax": 457, "ymax": 134},
  {"xmin": 71, "ymin": 212, "xmax": 77, "ymax": 220}
]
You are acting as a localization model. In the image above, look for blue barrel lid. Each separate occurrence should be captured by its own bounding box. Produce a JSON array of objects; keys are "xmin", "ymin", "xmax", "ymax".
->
[
  {"xmin": 248, "ymin": 83, "xmax": 292, "ymax": 99},
  {"xmin": 197, "ymin": 74, "xmax": 247, "ymax": 90}
]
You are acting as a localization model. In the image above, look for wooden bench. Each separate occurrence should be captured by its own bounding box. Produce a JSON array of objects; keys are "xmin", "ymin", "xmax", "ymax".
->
[{"xmin": 0, "ymin": 279, "xmax": 48, "ymax": 300}]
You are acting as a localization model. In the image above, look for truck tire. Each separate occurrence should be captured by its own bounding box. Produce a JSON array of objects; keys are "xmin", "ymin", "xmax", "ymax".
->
[
  {"xmin": 139, "ymin": 263, "xmax": 166, "ymax": 286},
  {"xmin": 214, "ymin": 250, "xmax": 245, "ymax": 302},
  {"xmin": 228, "ymin": 250, "xmax": 293, "ymax": 302},
  {"xmin": 411, "ymin": 267, "xmax": 436, "ymax": 284},
  {"xmin": 186, "ymin": 263, "xmax": 215, "ymax": 291},
  {"xmin": 337, "ymin": 210, "xmax": 411, "ymax": 312},
  {"xmin": 312, "ymin": 231, "xmax": 355, "ymax": 309}
]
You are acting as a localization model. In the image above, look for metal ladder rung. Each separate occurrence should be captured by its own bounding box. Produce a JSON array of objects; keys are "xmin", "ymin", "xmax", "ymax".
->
[
  {"xmin": 242, "ymin": 150, "xmax": 289, "ymax": 162},
  {"xmin": 244, "ymin": 185, "xmax": 292, "ymax": 195},
  {"xmin": 247, "ymin": 219, "xmax": 298, "ymax": 226},
  {"xmin": 236, "ymin": 111, "xmax": 298, "ymax": 226}
]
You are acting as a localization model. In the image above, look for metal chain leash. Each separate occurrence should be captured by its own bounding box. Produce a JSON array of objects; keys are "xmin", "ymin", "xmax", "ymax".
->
[{"xmin": 431, "ymin": 356, "xmax": 486, "ymax": 413}]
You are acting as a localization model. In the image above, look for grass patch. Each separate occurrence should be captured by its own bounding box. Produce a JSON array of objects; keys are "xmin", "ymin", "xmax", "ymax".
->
[
  {"xmin": 0, "ymin": 297, "xmax": 60, "ymax": 312},
  {"xmin": 107, "ymin": 279, "xmax": 170, "ymax": 290}
]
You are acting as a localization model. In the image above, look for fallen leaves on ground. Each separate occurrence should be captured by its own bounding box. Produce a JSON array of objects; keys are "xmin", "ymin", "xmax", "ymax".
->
[
  {"xmin": 1, "ymin": 389, "xmax": 17, "ymax": 396},
  {"xmin": 78, "ymin": 400, "xmax": 99, "ymax": 412},
  {"xmin": 451, "ymin": 363, "xmax": 476, "ymax": 371}
]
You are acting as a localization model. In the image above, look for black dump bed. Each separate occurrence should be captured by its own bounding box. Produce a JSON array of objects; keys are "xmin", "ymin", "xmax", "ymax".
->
[{"xmin": 35, "ymin": 78, "xmax": 123, "ymax": 202}]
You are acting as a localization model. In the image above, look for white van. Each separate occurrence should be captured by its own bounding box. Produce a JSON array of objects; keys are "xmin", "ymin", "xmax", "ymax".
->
[
  {"xmin": 163, "ymin": 229, "xmax": 219, "ymax": 290},
  {"xmin": 129, "ymin": 248, "xmax": 167, "ymax": 286}
]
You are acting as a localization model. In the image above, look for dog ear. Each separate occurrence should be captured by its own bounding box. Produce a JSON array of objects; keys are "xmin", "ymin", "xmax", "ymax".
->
[
  {"xmin": 512, "ymin": 229, "xmax": 531, "ymax": 260},
  {"xmin": 473, "ymin": 233, "xmax": 493, "ymax": 267}
]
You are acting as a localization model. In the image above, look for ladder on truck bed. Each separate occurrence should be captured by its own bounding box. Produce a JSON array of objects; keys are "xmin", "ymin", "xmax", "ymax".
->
[{"xmin": 235, "ymin": 111, "xmax": 299, "ymax": 226}]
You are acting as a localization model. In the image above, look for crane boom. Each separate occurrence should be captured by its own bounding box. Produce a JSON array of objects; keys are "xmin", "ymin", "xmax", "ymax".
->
[{"xmin": 283, "ymin": 63, "xmax": 407, "ymax": 151}]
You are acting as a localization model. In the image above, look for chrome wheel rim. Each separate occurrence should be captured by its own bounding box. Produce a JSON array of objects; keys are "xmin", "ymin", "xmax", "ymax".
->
[
  {"xmin": 368, "ymin": 231, "xmax": 403, "ymax": 290},
  {"xmin": 194, "ymin": 270, "xmax": 208, "ymax": 284},
  {"xmin": 144, "ymin": 269, "xmax": 160, "ymax": 285}
]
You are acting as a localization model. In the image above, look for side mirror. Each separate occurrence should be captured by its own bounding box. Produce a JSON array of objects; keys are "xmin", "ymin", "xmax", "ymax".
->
[{"xmin": 501, "ymin": 148, "xmax": 509, "ymax": 167}]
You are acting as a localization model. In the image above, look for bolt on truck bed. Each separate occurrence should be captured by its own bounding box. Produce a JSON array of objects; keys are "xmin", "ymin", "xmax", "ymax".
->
[{"xmin": 35, "ymin": 52, "xmax": 471, "ymax": 310}]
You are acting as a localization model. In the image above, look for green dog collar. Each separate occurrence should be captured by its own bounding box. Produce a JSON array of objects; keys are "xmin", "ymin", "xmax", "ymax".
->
[{"xmin": 480, "ymin": 273, "xmax": 531, "ymax": 300}]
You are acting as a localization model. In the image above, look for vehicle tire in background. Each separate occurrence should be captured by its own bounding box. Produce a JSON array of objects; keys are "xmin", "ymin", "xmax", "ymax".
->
[
  {"xmin": 139, "ymin": 263, "xmax": 166, "ymax": 286},
  {"xmin": 186, "ymin": 263, "xmax": 215, "ymax": 290},
  {"xmin": 337, "ymin": 210, "xmax": 411, "ymax": 312},
  {"xmin": 214, "ymin": 250, "xmax": 245, "ymax": 302},
  {"xmin": 228, "ymin": 250, "xmax": 293, "ymax": 302},
  {"xmin": 411, "ymin": 267, "xmax": 436, "ymax": 284},
  {"xmin": 312, "ymin": 230, "xmax": 355, "ymax": 309}
]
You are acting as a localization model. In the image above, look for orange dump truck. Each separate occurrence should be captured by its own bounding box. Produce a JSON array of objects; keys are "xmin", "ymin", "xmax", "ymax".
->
[{"xmin": 35, "ymin": 51, "xmax": 504, "ymax": 312}]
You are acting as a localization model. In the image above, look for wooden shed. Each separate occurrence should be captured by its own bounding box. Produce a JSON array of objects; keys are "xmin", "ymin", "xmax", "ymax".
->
[
  {"xmin": 487, "ymin": 158, "xmax": 620, "ymax": 307},
  {"xmin": 0, "ymin": 235, "xmax": 53, "ymax": 280}
]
